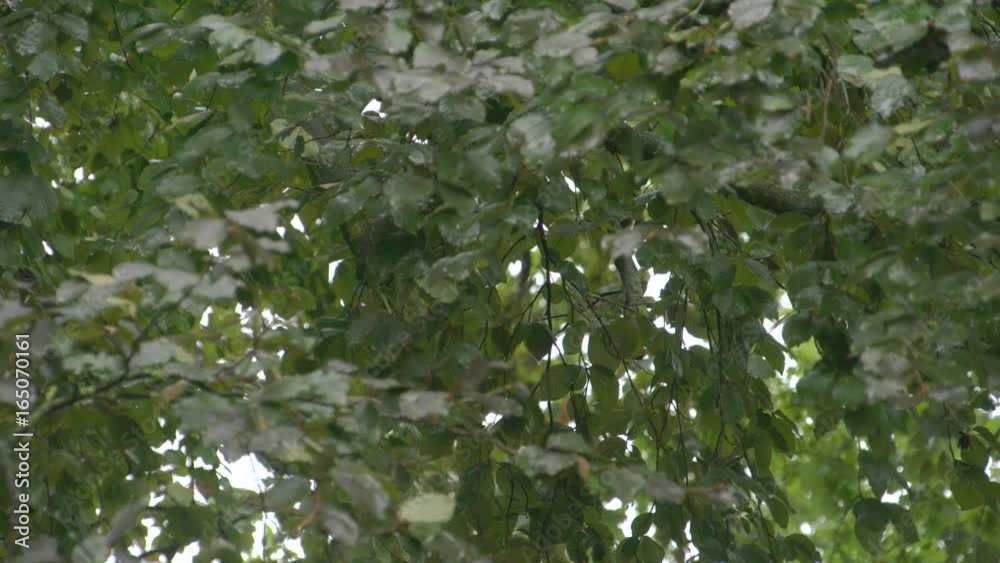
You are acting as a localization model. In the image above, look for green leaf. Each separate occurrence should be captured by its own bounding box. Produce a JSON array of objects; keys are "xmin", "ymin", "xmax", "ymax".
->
[
  {"xmin": 837, "ymin": 54, "xmax": 875, "ymax": 85},
  {"xmin": 606, "ymin": 52, "xmax": 642, "ymax": 83},
  {"xmin": 384, "ymin": 175, "xmax": 435, "ymax": 232},
  {"xmin": 706, "ymin": 255, "xmax": 736, "ymax": 290},
  {"xmin": 0, "ymin": 175, "xmax": 58, "ymax": 223},
  {"xmin": 225, "ymin": 200, "xmax": 298, "ymax": 232},
  {"xmin": 547, "ymin": 431, "xmax": 593, "ymax": 456},
  {"xmin": 631, "ymin": 513, "xmax": 653, "ymax": 536},
  {"xmin": 320, "ymin": 509, "xmax": 360, "ymax": 546},
  {"xmin": 647, "ymin": 473, "xmax": 685, "ymax": 504},
  {"xmin": 768, "ymin": 495, "xmax": 790, "ymax": 527},
  {"xmin": 175, "ymin": 394, "xmax": 246, "ymax": 445},
  {"xmin": 617, "ymin": 537, "xmax": 640, "ymax": 560},
  {"xmin": 957, "ymin": 50, "xmax": 1000, "ymax": 82},
  {"xmin": 563, "ymin": 321, "xmax": 588, "ymax": 355},
  {"xmin": 730, "ymin": 0, "xmax": 774, "ymax": 30},
  {"xmin": 536, "ymin": 364, "xmax": 582, "ymax": 401},
  {"xmin": 535, "ymin": 30, "xmax": 592, "ymax": 58},
  {"xmin": 950, "ymin": 466, "xmax": 991, "ymax": 511},
  {"xmin": 0, "ymin": 299, "xmax": 32, "ymax": 326},
  {"xmin": 381, "ymin": 17, "xmax": 413, "ymax": 54},
  {"xmin": 748, "ymin": 355, "xmax": 775, "ymax": 379},
  {"xmin": 608, "ymin": 318, "xmax": 642, "ymax": 358},
  {"xmin": 16, "ymin": 19, "xmax": 55, "ymax": 56},
  {"xmin": 523, "ymin": 322, "xmax": 554, "ymax": 360},
  {"xmin": 71, "ymin": 535, "xmax": 108, "ymax": 563},
  {"xmin": 106, "ymin": 499, "xmax": 147, "ymax": 544},
  {"xmin": 304, "ymin": 16, "xmax": 345, "ymax": 36},
  {"xmin": 165, "ymin": 482, "xmax": 194, "ymax": 507},
  {"xmin": 655, "ymin": 166, "xmax": 695, "ymax": 204},
  {"xmin": 515, "ymin": 446, "xmax": 577, "ymax": 477},
  {"xmin": 588, "ymin": 327, "xmax": 619, "ymax": 370},
  {"xmin": 52, "ymin": 13, "xmax": 89, "ymax": 41},
  {"xmin": 28, "ymin": 51, "xmax": 60, "ymax": 81},
  {"xmin": 785, "ymin": 533, "xmax": 820, "ymax": 562},
  {"xmin": 961, "ymin": 436, "xmax": 989, "ymax": 470},
  {"xmin": 636, "ymin": 537, "xmax": 666, "ymax": 562},
  {"xmin": 886, "ymin": 503, "xmax": 919, "ymax": 544},
  {"xmin": 417, "ymin": 252, "xmax": 477, "ymax": 303},
  {"xmin": 590, "ymin": 365, "xmax": 620, "ymax": 405},
  {"xmin": 832, "ymin": 375, "xmax": 867, "ymax": 408},
  {"xmin": 869, "ymin": 73, "xmax": 912, "ymax": 118},
  {"xmin": 721, "ymin": 384, "xmax": 746, "ymax": 423},
  {"xmin": 762, "ymin": 93, "xmax": 796, "ymax": 112},
  {"xmin": 342, "ymin": 0, "xmax": 382, "ymax": 10},
  {"xmin": 399, "ymin": 391, "xmax": 450, "ymax": 420},
  {"xmin": 333, "ymin": 469, "xmax": 390, "ymax": 519},
  {"xmin": 509, "ymin": 114, "xmax": 555, "ymax": 166},
  {"xmin": 853, "ymin": 499, "xmax": 890, "ymax": 554},
  {"xmin": 400, "ymin": 493, "xmax": 456, "ymax": 524},
  {"xmin": 843, "ymin": 125, "xmax": 893, "ymax": 163},
  {"xmin": 782, "ymin": 313, "xmax": 814, "ymax": 348}
]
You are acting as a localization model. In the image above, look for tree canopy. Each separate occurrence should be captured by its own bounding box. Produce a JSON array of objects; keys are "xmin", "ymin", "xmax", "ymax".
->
[{"xmin": 2, "ymin": 0, "xmax": 999, "ymax": 561}]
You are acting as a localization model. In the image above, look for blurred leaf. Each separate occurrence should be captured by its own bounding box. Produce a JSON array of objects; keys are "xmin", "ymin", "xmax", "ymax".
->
[
  {"xmin": 515, "ymin": 446, "xmax": 577, "ymax": 477},
  {"xmin": 730, "ymin": 0, "xmax": 774, "ymax": 30},
  {"xmin": 843, "ymin": 124, "xmax": 893, "ymax": 162},
  {"xmin": 400, "ymin": 493, "xmax": 455, "ymax": 524}
]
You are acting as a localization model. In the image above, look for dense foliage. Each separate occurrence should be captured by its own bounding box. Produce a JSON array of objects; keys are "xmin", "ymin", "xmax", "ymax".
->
[{"xmin": 2, "ymin": 0, "xmax": 999, "ymax": 561}]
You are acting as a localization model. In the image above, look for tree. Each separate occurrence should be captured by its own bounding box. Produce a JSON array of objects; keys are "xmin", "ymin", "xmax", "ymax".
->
[{"xmin": 1, "ymin": 0, "xmax": 998, "ymax": 561}]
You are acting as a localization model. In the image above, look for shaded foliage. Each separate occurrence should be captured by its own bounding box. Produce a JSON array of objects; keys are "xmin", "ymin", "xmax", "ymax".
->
[{"xmin": 1, "ymin": 0, "xmax": 999, "ymax": 561}]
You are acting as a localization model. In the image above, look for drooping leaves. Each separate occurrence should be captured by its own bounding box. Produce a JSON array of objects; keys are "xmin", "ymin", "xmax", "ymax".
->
[{"xmin": 1, "ymin": 0, "xmax": 998, "ymax": 562}]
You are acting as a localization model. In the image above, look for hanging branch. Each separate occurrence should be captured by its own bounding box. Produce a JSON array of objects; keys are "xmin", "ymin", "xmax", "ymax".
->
[{"xmin": 536, "ymin": 205, "xmax": 555, "ymax": 431}]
